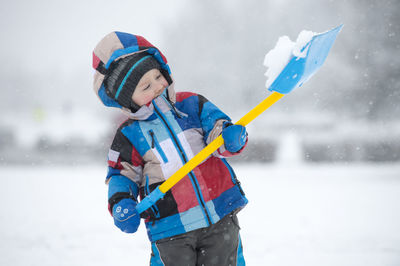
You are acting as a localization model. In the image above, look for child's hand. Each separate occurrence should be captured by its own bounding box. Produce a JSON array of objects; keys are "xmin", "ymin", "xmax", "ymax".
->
[
  {"xmin": 112, "ymin": 198, "xmax": 140, "ymax": 233},
  {"xmin": 222, "ymin": 122, "xmax": 248, "ymax": 153}
]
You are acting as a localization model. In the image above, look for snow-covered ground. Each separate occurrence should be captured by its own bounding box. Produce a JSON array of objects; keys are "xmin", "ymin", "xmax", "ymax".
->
[{"xmin": 1, "ymin": 163, "xmax": 399, "ymax": 266}]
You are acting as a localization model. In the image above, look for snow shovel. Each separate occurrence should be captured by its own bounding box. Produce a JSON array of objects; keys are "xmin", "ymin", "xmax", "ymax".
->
[{"xmin": 136, "ymin": 25, "xmax": 343, "ymax": 214}]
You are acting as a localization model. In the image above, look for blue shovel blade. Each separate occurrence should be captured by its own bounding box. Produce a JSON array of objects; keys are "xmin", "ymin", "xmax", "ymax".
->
[{"xmin": 268, "ymin": 24, "xmax": 343, "ymax": 94}]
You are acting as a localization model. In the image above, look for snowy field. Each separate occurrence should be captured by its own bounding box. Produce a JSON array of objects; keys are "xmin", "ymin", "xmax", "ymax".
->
[{"xmin": 1, "ymin": 163, "xmax": 400, "ymax": 266}]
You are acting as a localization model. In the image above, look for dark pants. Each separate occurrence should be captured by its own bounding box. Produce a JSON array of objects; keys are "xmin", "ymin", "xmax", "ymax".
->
[{"xmin": 150, "ymin": 213, "xmax": 245, "ymax": 266}]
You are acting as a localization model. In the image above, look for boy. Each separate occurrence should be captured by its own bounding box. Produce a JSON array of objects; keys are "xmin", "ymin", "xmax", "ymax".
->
[{"xmin": 92, "ymin": 31, "xmax": 248, "ymax": 265}]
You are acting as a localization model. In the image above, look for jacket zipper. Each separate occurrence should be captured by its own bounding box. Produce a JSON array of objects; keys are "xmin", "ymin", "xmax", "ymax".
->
[
  {"xmin": 148, "ymin": 130, "xmax": 169, "ymax": 163},
  {"xmin": 145, "ymin": 175, "xmax": 160, "ymax": 218},
  {"xmin": 152, "ymin": 100, "xmax": 212, "ymax": 226},
  {"xmin": 222, "ymin": 158, "xmax": 245, "ymax": 196}
]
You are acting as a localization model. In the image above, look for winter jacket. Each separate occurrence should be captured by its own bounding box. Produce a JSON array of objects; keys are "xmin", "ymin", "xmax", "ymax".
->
[{"xmin": 92, "ymin": 32, "xmax": 248, "ymax": 242}]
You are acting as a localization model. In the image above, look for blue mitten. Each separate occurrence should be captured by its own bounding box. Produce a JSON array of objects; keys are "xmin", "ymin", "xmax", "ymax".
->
[
  {"xmin": 112, "ymin": 198, "xmax": 140, "ymax": 233},
  {"xmin": 222, "ymin": 122, "xmax": 248, "ymax": 153}
]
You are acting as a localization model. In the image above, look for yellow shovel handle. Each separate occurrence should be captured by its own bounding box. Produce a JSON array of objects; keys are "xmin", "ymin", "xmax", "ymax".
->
[{"xmin": 158, "ymin": 91, "xmax": 284, "ymax": 193}]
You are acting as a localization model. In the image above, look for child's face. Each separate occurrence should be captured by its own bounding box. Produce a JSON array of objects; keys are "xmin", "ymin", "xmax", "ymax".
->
[{"xmin": 131, "ymin": 69, "xmax": 168, "ymax": 107}]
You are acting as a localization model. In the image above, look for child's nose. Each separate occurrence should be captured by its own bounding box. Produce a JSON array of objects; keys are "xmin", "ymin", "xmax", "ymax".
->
[
  {"xmin": 158, "ymin": 80, "xmax": 167, "ymax": 90},
  {"xmin": 155, "ymin": 82, "xmax": 165, "ymax": 94}
]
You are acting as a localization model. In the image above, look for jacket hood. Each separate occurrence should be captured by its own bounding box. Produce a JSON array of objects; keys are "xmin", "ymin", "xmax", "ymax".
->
[{"xmin": 92, "ymin": 31, "xmax": 175, "ymax": 115}]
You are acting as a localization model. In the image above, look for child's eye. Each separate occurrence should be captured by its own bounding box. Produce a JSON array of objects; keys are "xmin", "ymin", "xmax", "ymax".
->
[
  {"xmin": 143, "ymin": 84, "xmax": 150, "ymax": 90},
  {"xmin": 156, "ymin": 74, "xmax": 162, "ymax": 80}
]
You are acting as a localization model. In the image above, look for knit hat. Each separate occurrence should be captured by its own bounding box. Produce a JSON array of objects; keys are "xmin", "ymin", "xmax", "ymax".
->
[{"xmin": 104, "ymin": 52, "xmax": 162, "ymax": 109}]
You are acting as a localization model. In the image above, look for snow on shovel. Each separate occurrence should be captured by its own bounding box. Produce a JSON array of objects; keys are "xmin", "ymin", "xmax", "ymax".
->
[{"xmin": 136, "ymin": 25, "xmax": 343, "ymax": 214}]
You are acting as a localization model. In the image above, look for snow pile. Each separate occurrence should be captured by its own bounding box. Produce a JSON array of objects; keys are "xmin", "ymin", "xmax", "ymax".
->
[
  {"xmin": 275, "ymin": 131, "xmax": 303, "ymax": 165},
  {"xmin": 263, "ymin": 30, "xmax": 316, "ymax": 89}
]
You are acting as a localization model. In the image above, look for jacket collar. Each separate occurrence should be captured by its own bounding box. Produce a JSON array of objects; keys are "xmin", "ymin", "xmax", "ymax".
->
[{"xmin": 121, "ymin": 88, "xmax": 174, "ymax": 121}]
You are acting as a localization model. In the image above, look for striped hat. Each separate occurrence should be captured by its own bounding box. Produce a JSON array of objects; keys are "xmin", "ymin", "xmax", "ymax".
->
[
  {"xmin": 104, "ymin": 52, "xmax": 161, "ymax": 109},
  {"xmin": 92, "ymin": 32, "xmax": 174, "ymax": 111}
]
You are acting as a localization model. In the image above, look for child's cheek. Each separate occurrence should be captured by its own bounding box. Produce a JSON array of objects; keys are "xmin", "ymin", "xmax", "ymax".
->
[
  {"xmin": 144, "ymin": 94, "xmax": 156, "ymax": 105},
  {"xmin": 162, "ymin": 80, "xmax": 168, "ymax": 88}
]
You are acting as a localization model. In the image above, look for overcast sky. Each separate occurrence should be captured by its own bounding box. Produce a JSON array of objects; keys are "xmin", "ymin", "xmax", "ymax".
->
[
  {"xmin": 0, "ymin": 0, "xmax": 189, "ymax": 115},
  {"xmin": 0, "ymin": 0, "xmax": 185, "ymax": 73}
]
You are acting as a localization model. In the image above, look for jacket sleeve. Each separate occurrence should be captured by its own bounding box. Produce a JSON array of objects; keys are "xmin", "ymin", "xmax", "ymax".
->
[
  {"xmin": 198, "ymin": 95, "xmax": 248, "ymax": 158},
  {"xmin": 105, "ymin": 125, "xmax": 144, "ymax": 215}
]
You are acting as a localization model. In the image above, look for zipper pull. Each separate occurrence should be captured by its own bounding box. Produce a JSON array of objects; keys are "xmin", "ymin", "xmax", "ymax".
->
[
  {"xmin": 166, "ymin": 97, "xmax": 182, "ymax": 118},
  {"xmin": 172, "ymin": 103, "xmax": 182, "ymax": 118},
  {"xmin": 145, "ymin": 175, "xmax": 150, "ymax": 196},
  {"xmin": 149, "ymin": 131, "xmax": 155, "ymax": 149}
]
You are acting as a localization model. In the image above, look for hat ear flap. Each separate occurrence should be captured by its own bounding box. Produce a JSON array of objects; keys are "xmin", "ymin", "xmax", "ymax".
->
[{"xmin": 129, "ymin": 100, "xmax": 141, "ymax": 112}]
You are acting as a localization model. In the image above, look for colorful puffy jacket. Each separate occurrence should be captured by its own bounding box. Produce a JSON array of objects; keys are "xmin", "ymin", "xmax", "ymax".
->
[{"xmin": 92, "ymin": 32, "xmax": 248, "ymax": 242}]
